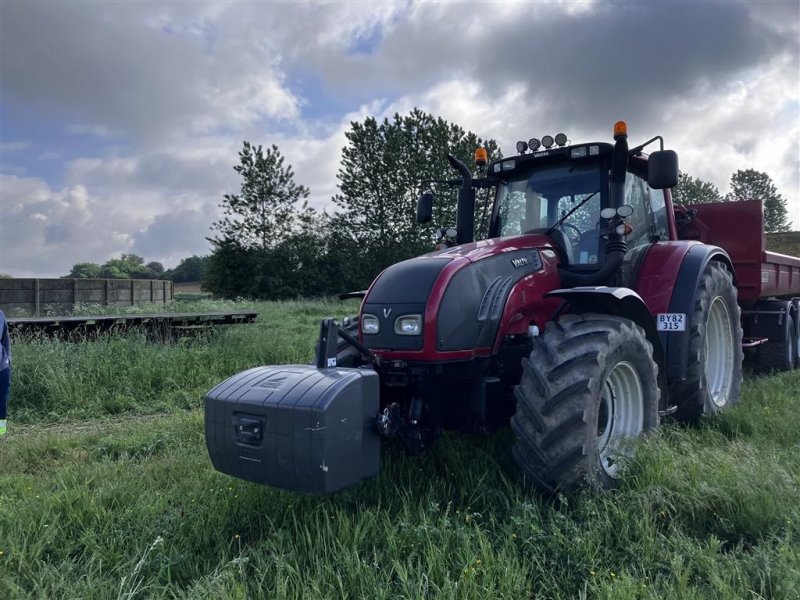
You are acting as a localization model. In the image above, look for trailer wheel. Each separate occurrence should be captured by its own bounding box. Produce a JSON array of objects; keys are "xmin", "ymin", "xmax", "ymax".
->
[
  {"xmin": 511, "ymin": 314, "xmax": 659, "ymax": 493},
  {"xmin": 756, "ymin": 313, "xmax": 795, "ymax": 373},
  {"xmin": 671, "ymin": 262, "xmax": 743, "ymax": 422},
  {"xmin": 795, "ymin": 315, "xmax": 800, "ymax": 370}
]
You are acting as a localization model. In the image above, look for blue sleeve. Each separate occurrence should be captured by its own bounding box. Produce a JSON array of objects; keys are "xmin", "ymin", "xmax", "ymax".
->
[{"xmin": 0, "ymin": 310, "xmax": 9, "ymax": 369}]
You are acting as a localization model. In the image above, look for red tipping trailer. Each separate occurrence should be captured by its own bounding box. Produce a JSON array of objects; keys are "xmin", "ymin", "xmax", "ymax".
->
[
  {"xmin": 677, "ymin": 199, "xmax": 800, "ymax": 302},
  {"xmin": 676, "ymin": 200, "xmax": 800, "ymax": 369}
]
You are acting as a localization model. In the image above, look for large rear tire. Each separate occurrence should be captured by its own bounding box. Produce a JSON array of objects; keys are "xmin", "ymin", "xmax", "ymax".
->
[
  {"xmin": 511, "ymin": 314, "xmax": 659, "ymax": 494},
  {"xmin": 671, "ymin": 262, "xmax": 743, "ymax": 422}
]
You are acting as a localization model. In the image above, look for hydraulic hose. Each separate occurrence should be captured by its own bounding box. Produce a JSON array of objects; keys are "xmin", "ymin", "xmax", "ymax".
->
[{"xmin": 558, "ymin": 239, "xmax": 628, "ymax": 287}]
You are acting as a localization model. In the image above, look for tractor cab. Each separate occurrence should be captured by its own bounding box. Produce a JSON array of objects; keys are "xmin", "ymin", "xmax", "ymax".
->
[
  {"xmin": 483, "ymin": 125, "xmax": 678, "ymax": 283},
  {"xmin": 488, "ymin": 144, "xmax": 611, "ymax": 268}
]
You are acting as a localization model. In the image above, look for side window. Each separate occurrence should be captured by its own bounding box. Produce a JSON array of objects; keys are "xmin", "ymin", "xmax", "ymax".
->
[
  {"xmin": 649, "ymin": 188, "xmax": 669, "ymax": 240},
  {"xmin": 624, "ymin": 174, "xmax": 651, "ymax": 248},
  {"xmin": 498, "ymin": 191, "xmax": 526, "ymax": 236},
  {"xmin": 499, "ymin": 191, "xmax": 549, "ymax": 236}
]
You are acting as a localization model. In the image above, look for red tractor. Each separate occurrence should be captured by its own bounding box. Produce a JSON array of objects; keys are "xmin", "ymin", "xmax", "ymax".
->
[{"xmin": 205, "ymin": 122, "xmax": 800, "ymax": 495}]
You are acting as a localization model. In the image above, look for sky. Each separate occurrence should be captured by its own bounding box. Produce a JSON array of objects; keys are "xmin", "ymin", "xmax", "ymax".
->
[{"xmin": 1, "ymin": 0, "xmax": 798, "ymax": 278}]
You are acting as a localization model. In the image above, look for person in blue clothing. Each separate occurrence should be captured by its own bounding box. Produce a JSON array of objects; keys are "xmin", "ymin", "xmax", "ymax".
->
[{"xmin": 0, "ymin": 309, "xmax": 9, "ymax": 438}]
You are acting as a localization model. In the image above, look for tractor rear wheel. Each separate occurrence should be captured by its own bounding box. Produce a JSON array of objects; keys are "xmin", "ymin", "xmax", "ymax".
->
[
  {"xmin": 671, "ymin": 262, "xmax": 743, "ymax": 422},
  {"xmin": 511, "ymin": 314, "xmax": 659, "ymax": 493}
]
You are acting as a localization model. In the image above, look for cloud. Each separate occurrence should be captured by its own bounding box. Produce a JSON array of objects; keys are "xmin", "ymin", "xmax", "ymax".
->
[
  {"xmin": 0, "ymin": 1, "xmax": 406, "ymax": 145},
  {"xmin": 65, "ymin": 124, "xmax": 121, "ymax": 139},
  {"xmin": 0, "ymin": 0, "xmax": 797, "ymax": 279},
  {"xmin": 0, "ymin": 175, "xmax": 138, "ymax": 276},
  {"xmin": 1, "ymin": 2, "xmax": 300, "ymax": 143},
  {"xmin": 131, "ymin": 206, "xmax": 215, "ymax": 267}
]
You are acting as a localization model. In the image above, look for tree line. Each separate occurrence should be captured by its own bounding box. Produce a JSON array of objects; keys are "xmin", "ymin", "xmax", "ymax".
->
[
  {"xmin": 203, "ymin": 108, "xmax": 499, "ymax": 299},
  {"xmin": 672, "ymin": 170, "xmax": 792, "ymax": 232},
  {"xmin": 65, "ymin": 253, "xmax": 208, "ymax": 283},
  {"xmin": 64, "ymin": 108, "xmax": 793, "ymax": 298}
]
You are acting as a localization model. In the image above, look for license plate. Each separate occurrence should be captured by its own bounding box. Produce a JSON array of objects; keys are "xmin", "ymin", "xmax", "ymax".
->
[{"xmin": 657, "ymin": 313, "xmax": 686, "ymax": 332}]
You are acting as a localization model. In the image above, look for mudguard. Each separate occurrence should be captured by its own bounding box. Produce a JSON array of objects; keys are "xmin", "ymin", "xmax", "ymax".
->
[
  {"xmin": 662, "ymin": 245, "xmax": 733, "ymax": 381},
  {"xmin": 544, "ymin": 286, "xmax": 664, "ymax": 373},
  {"xmin": 204, "ymin": 365, "xmax": 380, "ymax": 495}
]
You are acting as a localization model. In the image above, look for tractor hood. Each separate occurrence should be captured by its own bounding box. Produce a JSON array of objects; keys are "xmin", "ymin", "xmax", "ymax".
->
[{"xmin": 361, "ymin": 233, "xmax": 557, "ymax": 354}]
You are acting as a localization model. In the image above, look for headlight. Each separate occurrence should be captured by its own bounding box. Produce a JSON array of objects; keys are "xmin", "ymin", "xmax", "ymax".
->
[
  {"xmin": 394, "ymin": 315, "xmax": 422, "ymax": 335},
  {"xmin": 362, "ymin": 314, "xmax": 380, "ymax": 334}
]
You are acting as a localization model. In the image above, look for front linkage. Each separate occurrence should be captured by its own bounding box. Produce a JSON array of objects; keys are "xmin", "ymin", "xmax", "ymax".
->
[{"xmin": 316, "ymin": 318, "xmax": 435, "ymax": 457}]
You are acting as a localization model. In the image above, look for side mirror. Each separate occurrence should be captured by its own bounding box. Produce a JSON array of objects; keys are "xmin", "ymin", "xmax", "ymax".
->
[
  {"xmin": 648, "ymin": 150, "xmax": 679, "ymax": 189},
  {"xmin": 416, "ymin": 192, "xmax": 433, "ymax": 223}
]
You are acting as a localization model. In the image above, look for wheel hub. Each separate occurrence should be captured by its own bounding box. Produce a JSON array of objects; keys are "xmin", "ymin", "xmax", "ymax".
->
[
  {"xmin": 704, "ymin": 296, "xmax": 734, "ymax": 408},
  {"xmin": 597, "ymin": 361, "xmax": 644, "ymax": 477}
]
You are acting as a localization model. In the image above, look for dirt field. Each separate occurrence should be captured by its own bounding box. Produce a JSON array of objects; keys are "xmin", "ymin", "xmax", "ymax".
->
[{"xmin": 173, "ymin": 281, "xmax": 203, "ymax": 294}]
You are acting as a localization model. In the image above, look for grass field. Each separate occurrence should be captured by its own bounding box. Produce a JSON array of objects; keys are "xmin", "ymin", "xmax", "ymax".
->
[
  {"xmin": 766, "ymin": 231, "xmax": 800, "ymax": 258},
  {"xmin": 1, "ymin": 300, "xmax": 798, "ymax": 599}
]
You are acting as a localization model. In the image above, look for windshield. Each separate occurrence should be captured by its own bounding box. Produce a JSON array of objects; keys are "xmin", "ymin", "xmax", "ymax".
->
[{"xmin": 493, "ymin": 162, "xmax": 604, "ymax": 265}]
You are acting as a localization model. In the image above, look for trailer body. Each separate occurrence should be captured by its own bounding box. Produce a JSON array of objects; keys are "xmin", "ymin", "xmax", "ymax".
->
[{"xmin": 677, "ymin": 199, "xmax": 800, "ymax": 302}]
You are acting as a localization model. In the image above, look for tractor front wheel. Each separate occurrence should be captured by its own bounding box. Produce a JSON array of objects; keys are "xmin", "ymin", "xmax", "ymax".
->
[
  {"xmin": 671, "ymin": 262, "xmax": 743, "ymax": 422},
  {"xmin": 511, "ymin": 314, "xmax": 659, "ymax": 494}
]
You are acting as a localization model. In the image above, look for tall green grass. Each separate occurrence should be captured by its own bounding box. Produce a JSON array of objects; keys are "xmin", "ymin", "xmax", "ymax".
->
[
  {"xmin": 1, "ymin": 301, "xmax": 798, "ymax": 598},
  {"xmin": 10, "ymin": 299, "xmax": 355, "ymax": 424}
]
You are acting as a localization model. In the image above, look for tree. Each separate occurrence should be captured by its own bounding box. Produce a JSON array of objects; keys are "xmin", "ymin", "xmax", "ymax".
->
[
  {"xmin": 98, "ymin": 254, "xmax": 151, "ymax": 279},
  {"xmin": 727, "ymin": 169, "xmax": 791, "ymax": 233},
  {"xmin": 206, "ymin": 142, "xmax": 325, "ymax": 299},
  {"xmin": 67, "ymin": 262, "xmax": 101, "ymax": 278},
  {"xmin": 65, "ymin": 255, "xmax": 168, "ymax": 279},
  {"xmin": 204, "ymin": 240, "xmax": 261, "ymax": 298},
  {"xmin": 166, "ymin": 255, "xmax": 209, "ymax": 283},
  {"xmin": 332, "ymin": 108, "xmax": 499, "ymax": 283},
  {"xmin": 671, "ymin": 173, "xmax": 723, "ymax": 205},
  {"xmin": 209, "ymin": 142, "xmax": 310, "ymax": 251},
  {"xmin": 146, "ymin": 261, "xmax": 165, "ymax": 277}
]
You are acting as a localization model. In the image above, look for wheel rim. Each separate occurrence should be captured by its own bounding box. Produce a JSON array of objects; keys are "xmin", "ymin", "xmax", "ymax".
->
[
  {"xmin": 704, "ymin": 297, "xmax": 734, "ymax": 407},
  {"xmin": 597, "ymin": 361, "xmax": 644, "ymax": 478}
]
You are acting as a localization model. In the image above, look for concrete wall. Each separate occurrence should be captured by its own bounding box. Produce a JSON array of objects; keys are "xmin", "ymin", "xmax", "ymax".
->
[{"xmin": 0, "ymin": 278, "xmax": 173, "ymax": 316}]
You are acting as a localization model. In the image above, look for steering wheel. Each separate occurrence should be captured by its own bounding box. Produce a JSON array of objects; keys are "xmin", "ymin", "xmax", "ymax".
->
[{"xmin": 559, "ymin": 223, "xmax": 582, "ymax": 246}]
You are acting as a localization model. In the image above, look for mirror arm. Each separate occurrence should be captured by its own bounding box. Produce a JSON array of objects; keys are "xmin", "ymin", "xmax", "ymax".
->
[{"xmin": 629, "ymin": 135, "xmax": 664, "ymax": 156}]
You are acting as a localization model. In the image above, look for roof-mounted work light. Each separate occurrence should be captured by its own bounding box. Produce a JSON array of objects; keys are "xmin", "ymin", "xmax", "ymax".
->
[
  {"xmin": 541, "ymin": 135, "xmax": 554, "ymax": 149},
  {"xmin": 516, "ymin": 140, "xmax": 528, "ymax": 154},
  {"xmin": 528, "ymin": 138, "xmax": 541, "ymax": 151},
  {"xmin": 555, "ymin": 133, "xmax": 568, "ymax": 147}
]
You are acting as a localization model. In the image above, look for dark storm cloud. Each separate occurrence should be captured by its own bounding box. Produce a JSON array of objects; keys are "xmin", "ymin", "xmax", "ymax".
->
[{"xmin": 311, "ymin": 1, "xmax": 796, "ymax": 132}]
